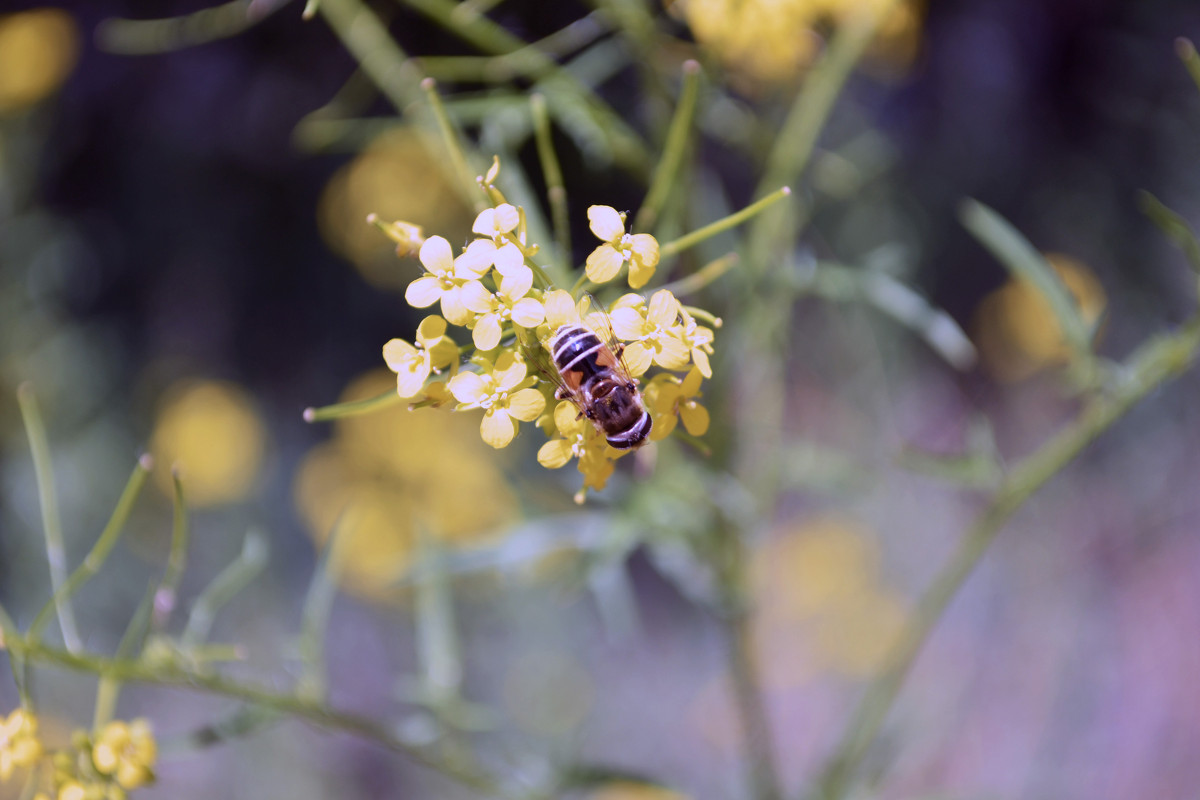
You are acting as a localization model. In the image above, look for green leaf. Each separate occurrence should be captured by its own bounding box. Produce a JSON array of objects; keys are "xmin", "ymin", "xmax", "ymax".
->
[{"xmin": 1138, "ymin": 190, "xmax": 1200, "ymax": 275}]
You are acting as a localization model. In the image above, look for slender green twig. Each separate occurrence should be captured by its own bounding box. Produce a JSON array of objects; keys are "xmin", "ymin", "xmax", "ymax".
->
[
  {"xmin": 304, "ymin": 388, "xmax": 405, "ymax": 422},
  {"xmin": 296, "ymin": 512, "xmax": 352, "ymax": 701},
  {"xmin": 94, "ymin": 583, "xmax": 157, "ymax": 731},
  {"xmin": 658, "ymin": 253, "xmax": 739, "ymax": 296},
  {"xmin": 659, "ymin": 187, "xmax": 791, "ymax": 259},
  {"xmin": 1176, "ymin": 37, "xmax": 1200, "ymax": 95},
  {"xmin": 816, "ymin": 315, "xmax": 1200, "ymax": 800},
  {"xmin": 28, "ymin": 454, "xmax": 153, "ymax": 647},
  {"xmin": 316, "ymin": 0, "xmax": 425, "ymax": 112},
  {"xmin": 17, "ymin": 383, "xmax": 80, "ymax": 653},
  {"xmin": 531, "ymin": 93, "xmax": 571, "ymax": 263},
  {"xmin": 3, "ymin": 638, "xmax": 514, "ymax": 797},
  {"xmin": 181, "ymin": 530, "xmax": 268, "ymax": 649},
  {"xmin": 95, "ymin": 0, "xmax": 282, "ymax": 54},
  {"xmin": 635, "ymin": 60, "xmax": 702, "ymax": 233},
  {"xmin": 423, "ymin": 78, "xmax": 487, "ymax": 212},
  {"xmin": 153, "ymin": 469, "xmax": 191, "ymax": 630}
]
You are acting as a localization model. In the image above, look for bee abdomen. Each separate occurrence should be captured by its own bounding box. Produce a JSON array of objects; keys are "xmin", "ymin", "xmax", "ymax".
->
[{"xmin": 605, "ymin": 410, "xmax": 652, "ymax": 450}]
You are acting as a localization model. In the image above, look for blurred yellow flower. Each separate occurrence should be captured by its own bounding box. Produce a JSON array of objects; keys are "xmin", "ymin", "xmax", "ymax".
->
[
  {"xmin": 318, "ymin": 128, "xmax": 472, "ymax": 289},
  {"xmin": 0, "ymin": 708, "xmax": 42, "ymax": 781},
  {"xmin": 0, "ymin": 9, "xmax": 79, "ymax": 113},
  {"xmin": 590, "ymin": 782, "xmax": 691, "ymax": 800},
  {"xmin": 584, "ymin": 206, "xmax": 660, "ymax": 289},
  {"xmin": 294, "ymin": 371, "xmax": 519, "ymax": 600},
  {"xmin": 974, "ymin": 252, "xmax": 1107, "ymax": 382},
  {"xmin": 752, "ymin": 516, "xmax": 907, "ymax": 682},
  {"xmin": 150, "ymin": 380, "xmax": 265, "ymax": 507},
  {"xmin": 91, "ymin": 719, "xmax": 156, "ymax": 791}
]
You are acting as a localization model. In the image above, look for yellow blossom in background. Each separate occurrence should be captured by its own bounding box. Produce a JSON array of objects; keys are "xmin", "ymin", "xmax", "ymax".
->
[
  {"xmin": 974, "ymin": 252, "xmax": 1107, "ymax": 382},
  {"xmin": 644, "ymin": 368, "xmax": 709, "ymax": 441},
  {"xmin": 447, "ymin": 352, "xmax": 545, "ymax": 448},
  {"xmin": 318, "ymin": 128, "xmax": 472, "ymax": 289},
  {"xmin": 149, "ymin": 379, "xmax": 265, "ymax": 506},
  {"xmin": 0, "ymin": 9, "xmax": 79, "ymax": 114},
  {"xmin": 91, "ymin": 719, "xmax": 156, "ymax": 791},
  {"xmin": 383, "ymin": 315, "xmax": 458, "ymax": 398},
  {"xmin": 751, "ymin": 516, "xmax": 907, "ymax": 683},
  {"xmin": 590, "ymin": 782, "xmax": 691, "ymax": 800},
  {"xmin": 584, "ymin": 206, "xmax": 660, "ymax": 289},
  {"xmin": 0, "ymin": 708, "xmax": 42, "ymax": 781},
  {"xmin": 295, "ymin": 371, "xmax": 519, "ymax": 600}
]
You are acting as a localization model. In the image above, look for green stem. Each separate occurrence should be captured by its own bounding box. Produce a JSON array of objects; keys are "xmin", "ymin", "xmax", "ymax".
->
[
  {"xmin": 317, "ymin": 0, "xmax": 424, "ymax": 112},
  {"xmin": 422, "ymin": 78, "xmax": 486, "ymax": 212},
  {"xmin": 635, "ymin": 60, "xmax": 701, "ymax": 233},
  {"xmin": 181, "ymin": 530, "xmax": 268, "ymax": 649},
  {"xmin": 657, "ymin": 252, "xmax": 739, "ymax": 297},
  {"xmin": 816, "ymin": 315, "xmax": 1200, "ymax": 799},
  {"xmin": 304, "ymin": 388, "xmax": 406, "ymax": 422},
  {"xmin": 28, "ymin": 454, "xmax": 153, "ymax": 646},
  {"xmin": 153, "ymin": 470, "xmax": 191, "ymax": 630},
  {"xmin": 531, "ymin": 93, "xmax": 571, "ymax": 264},
  {"xmin": 659, "ymin": 187, "xmax": 791, "ymax": 259},
  {"xmin": 4, "ymin": 637, "xmax": 513, "ymax": 797},
  {"xmin": 17, "ymin": 383, "xmax": 80, "ymax": 653}
]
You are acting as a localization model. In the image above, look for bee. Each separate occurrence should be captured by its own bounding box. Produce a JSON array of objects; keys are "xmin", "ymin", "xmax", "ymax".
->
[{"xmin": 547, "ymin": 321, "xmax": 652, "ymax": 450}]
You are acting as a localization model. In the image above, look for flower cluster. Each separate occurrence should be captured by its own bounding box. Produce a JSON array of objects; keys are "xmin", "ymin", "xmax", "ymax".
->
[
  {"xmin": 0, "ymin": 709, "xmax": 158, "ymax": 800},
  {"xmin": 378, "ymin": 158, "xmax": 717, "ymax": 500}
]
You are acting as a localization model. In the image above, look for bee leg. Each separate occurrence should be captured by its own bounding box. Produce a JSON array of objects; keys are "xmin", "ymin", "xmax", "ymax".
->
[{"xmin": 555, "ymin": 386, "xmax": 571, "ymax": 400}]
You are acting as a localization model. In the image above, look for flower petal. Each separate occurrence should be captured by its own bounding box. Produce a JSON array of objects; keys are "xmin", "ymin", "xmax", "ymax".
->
[
  {"xmin": 586, "ymin": 244, "xmax": 624, "ymax": 284},
  {"xmin": 382, "ymin": 338, "xmax": 417, "ymax": 372},
  {"xmin": 680, "ymin": 366, "xmax": 704, "ymax": 395},
  {"xmin": 622, "ymin": 342, "xmax": 652, "ymax": 376},
  {"xmin": 473, "ymin": 313, "xmax": 503, "ymax": 351},
  {"xmin": 492, "ymin": 351, "xmax": 528, "ymax": 390},
  {"xmin": 448, "ymin": 372, "xmax": 487, "ymax": 405},
  {"xmin": 456, "ymin": 239, "xmax": 495, "ymax": 278},
  {"xmin": 537, "ymin": 439, "xmax": 574, "ymax": 469},
  {"xmin": 654, "ymin": 335, "xmax": 691, "ymax": 370},
  {"xmin": 395, "ymin": 361, "xmax": 430, "ymax": 398},
  {"xmin": 440, "ymin": 286, "xmax": 472, "ymax": 326},
  {"xmin": 471, "ymin": 208, "xmax": 497, "ymax": 237},
  {"xmin": 480, "ymin": 407, "xmax": 517, "ymax": 448},
  {"xmin": 544, "ymin": 290, "xmax": 579, "ymax": 327},
  {"xmin": 610, "ymin": 307, "xmax": 645, "ymax": 340},
  {"xmin": 628, "ymin": 233, "xmax": 660, "ymax": 268},
  {"xmin": 506, "ymin": 387, "xmax": 546, "ymax": 422},
  {"xmin": 553, "ymin": 400, "xmax": 582, "ymax": 433},
  {"xmin": 690, "ymin": 347, "xmax": 712, "ymax": 378},
  {"xmin": 416, "ymin": 315, "xmax": 447, "ymax": 342},
  {"xmin": 627, "ymin": 258, "xmax": 656, "ymax": 289},
  {"xmin": 499, "ymin": 267, "xmax": 533, "ymax": 300},
  {"xmin": 511, "ymin": 297, "xmax": 545, "ymax": 328},
  {"xmin": 405, "ymin": 276, "xmax": 442, "ymax": 308},
  {"xmin": 493, "ymin": 203, "xmax": 520, "ymax": 233},
  {"xmin": 587, "ymin": 205, "xmax": 626, "ymax": 242},
  {"xmin": 646, "ymin": 289, "xmax": 681, "ymax": 327},
  {"xmin": 492, "ymin": 242, "xmax": 526, "ymax": 279},
  {"xmin": 460, "ymin": 280, "xmax": 496, "ymax": 314},
  {"xmin": 419, "ymin": 235, "xmax": 454, "ymax": 274},
  {"xmin": 680, "ymin": 402, "xmax": 710, "ymax": 436}
]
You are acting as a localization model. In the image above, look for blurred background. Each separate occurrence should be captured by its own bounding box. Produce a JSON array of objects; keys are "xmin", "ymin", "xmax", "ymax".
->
[{"xmin": 3, "ymin": 0, "xmax": 1200, "ymax": 798}]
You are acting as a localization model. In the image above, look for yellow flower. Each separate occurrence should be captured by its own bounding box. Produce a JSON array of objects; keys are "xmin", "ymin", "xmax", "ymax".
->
[
  {"xmin": 370, "ymin": 215, "xmax": 425, "ymax": 258},
  {"xmin": 609, "ymin": 290, "xmax": 691, "ymax": 375},
  {"xmin": 447, "ymin": 352, "xmax": 545, "ymax": 448},
  {"xmin": 644, "ymin": 367, "xmax": 709, "ymax": 440},
  {"xmin": 382, "ymin": 315, "xmax": 459, "ymax": 398},
  {"xmin": 462, "ymin": 269, "xmax": 546, "ymax": 351},
  {"xmin": 584, "ymin": 206, "xmax": 660, "ymax": 289},
  {"xmin": 537, "ymin": 401, "xmax": 622, "ymax": 497},
  {"xmin": 91, "ymin": 719, "xmax": 156, "ymax": 790},
  {"xmin": 404, "ymin": 235, "xmax": 489, "ymax": 325},
  {"xmin": 458, "ymin": 204, "xmax": 532, "ymax": 286},
  {"xmin": 0, "ymin": 708, "xmax": 42, "ymax": 781},
  {"xmin": 677, "ymin": 307, "xmax": 716, "ymax": 378}
]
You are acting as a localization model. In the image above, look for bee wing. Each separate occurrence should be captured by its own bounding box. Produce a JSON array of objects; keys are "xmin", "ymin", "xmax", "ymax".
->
[
  {"xmin": 578, "ymin": 293, "xmax": 639, "ymax": 385},
  {"xmin": 522, "ymin": 336, "xmax": 584, "ymax": 411}
]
